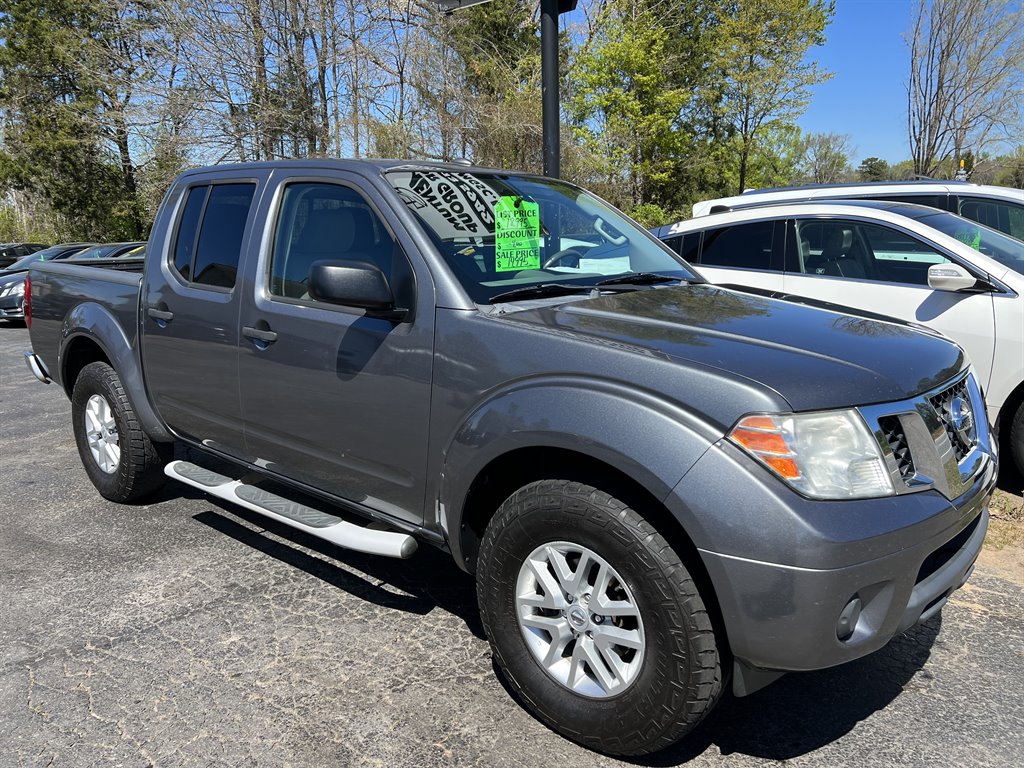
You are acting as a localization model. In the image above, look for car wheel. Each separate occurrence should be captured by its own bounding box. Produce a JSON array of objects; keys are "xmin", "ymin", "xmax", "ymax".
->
[
  {"xmin": 71, "ymin": 362, "xmax": 171, "ymax": 502},
  {"xmin": 1010, "ymin": 400, "xmax": 1024, "ymax": 478},
  {"xmin": 476, "ymin": 479, "xmax": 722, "ymax": 756}
]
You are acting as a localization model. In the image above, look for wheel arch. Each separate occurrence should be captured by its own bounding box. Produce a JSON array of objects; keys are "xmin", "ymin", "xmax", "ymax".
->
[
  {"xmin": 59, "ymin": 302, "xmax": 173, "ymax": 443},
  {"xmin": 455, "ymin": 445, "xmax": 733, "ymax": 666}
]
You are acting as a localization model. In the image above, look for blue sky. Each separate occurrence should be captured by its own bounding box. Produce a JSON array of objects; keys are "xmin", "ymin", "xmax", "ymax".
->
[{"xmin": 798, "ymin": 0, "xmax": 914, "ymax": 164}]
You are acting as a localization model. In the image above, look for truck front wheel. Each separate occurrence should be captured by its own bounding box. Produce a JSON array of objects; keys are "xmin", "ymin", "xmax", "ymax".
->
[
  {"xmin": 476, "ymin": 480, "xmax": 722, "ymax": 756},
  {"xmin": 71, "ymin": 362, "xmax": 171, "ymax": 502}
]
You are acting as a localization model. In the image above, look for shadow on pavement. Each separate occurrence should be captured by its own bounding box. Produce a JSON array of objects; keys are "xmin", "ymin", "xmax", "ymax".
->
[
  {"xmin": 192, "ymin": 505, "xmax": 485, "ymax": 639},
  {"xmin": 645, "ymin": 616, "xmax": 942, "ymax": 765}
]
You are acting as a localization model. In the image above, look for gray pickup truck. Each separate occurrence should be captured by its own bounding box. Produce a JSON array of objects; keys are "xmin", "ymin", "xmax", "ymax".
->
[{"xmin": 26, "ymin": 160, "xmax": 997, "ymax": 756}]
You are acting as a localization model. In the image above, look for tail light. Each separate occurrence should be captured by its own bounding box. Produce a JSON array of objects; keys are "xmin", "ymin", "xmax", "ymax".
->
[{"xmin": 24, "ymin": 274, "xmax": 31, "ymax": 328}]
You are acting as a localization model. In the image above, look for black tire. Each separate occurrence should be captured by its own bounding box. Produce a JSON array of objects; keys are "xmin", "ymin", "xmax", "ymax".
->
[
  {"xmin": 1007, "ymin": 403, "xmax": 1024, "ymax": 481},
  {"xmin": 476, "ymin": 480, "xmax": 722, "ymax": 756},
  {"xmin": 71, "ymin": 361, "xmax": 172, "ymax": 502}
]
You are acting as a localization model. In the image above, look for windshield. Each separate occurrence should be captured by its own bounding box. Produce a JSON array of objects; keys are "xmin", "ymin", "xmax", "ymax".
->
[
  {"xmin": 4, "ymin": 245, "xmax": 84, "ymax": 271},
  {"xmin": 385, "ymin": 170, "xmax": 696, "ymax": 303},
  {"xmin": 918, "ymin": 211, "xmax": 1024, "ymax": 276},
  {"xmin": 70, "ymin": 244, "xmax": 121, "ymax": 260}
]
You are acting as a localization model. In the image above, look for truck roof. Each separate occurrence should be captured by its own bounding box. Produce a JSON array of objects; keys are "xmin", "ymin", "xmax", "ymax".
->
[{"xmin": 176, "ymin": 158, "xmax": 528, "ymax": 180}]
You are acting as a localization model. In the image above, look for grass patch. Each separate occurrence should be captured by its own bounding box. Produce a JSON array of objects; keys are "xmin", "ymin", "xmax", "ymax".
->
[{"xmin": 987, "ymin": 488, "xmax": 1024, "ymax": 551}]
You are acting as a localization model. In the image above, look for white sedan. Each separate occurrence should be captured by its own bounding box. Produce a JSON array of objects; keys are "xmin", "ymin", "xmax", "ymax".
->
[{"xmin": 652, "ymin": 200, "xmax": 1024, "ymax": 475}]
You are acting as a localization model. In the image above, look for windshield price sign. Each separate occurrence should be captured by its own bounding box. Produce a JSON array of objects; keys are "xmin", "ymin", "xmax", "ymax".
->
[{"xmin": 495, "ymin": 196, "xmax": 541, "ymax": 272}]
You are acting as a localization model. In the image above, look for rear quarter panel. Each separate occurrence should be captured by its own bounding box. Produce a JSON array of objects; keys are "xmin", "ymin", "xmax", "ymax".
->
[{"xmin": 28, "ymin": 262, "xmax": 143, "ymax": 389}]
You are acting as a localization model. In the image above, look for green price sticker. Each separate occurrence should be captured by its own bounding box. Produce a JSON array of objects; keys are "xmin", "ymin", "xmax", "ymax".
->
[{"xmin": 495, "ymin": 196, "xmax": 541, "ymax": 272}]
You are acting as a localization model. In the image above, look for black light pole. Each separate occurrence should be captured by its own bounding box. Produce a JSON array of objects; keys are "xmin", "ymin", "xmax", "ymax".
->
[
  {"xmin": 436, "ymin": 0, "xmax": 577, "ymax": 178},
  {"xmin": 540, "ymin": 0, "xmax": 561, "ymax": 178}
]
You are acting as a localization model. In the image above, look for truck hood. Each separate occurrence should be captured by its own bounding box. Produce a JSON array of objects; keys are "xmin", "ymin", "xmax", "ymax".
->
[{"xmin": 503, "ymin": 284, "xmax": 964, "ymax": 412}]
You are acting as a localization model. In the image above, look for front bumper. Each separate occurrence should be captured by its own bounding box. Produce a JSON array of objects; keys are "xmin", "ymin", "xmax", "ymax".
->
[
  {"xmin": 670, "ymin": 439, "xmax": 996, "ymax": 695},
  {"xmin": 0, "ymin": 300, "xmax": 24, "ymax": 318}
]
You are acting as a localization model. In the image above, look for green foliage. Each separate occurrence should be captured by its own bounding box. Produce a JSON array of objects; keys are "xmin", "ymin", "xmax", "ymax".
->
[
  {"xmin": 995, "ymin": 147, "xmax": 1024, "ymax": 189},
  {"xmin": 448, "ymin": 0, "xmax": 538, "ymax": 97},
  {"xmin": 0, "ymin": 0, "xmax": 148, "ymax": 240},
  {"xmin": 711, "ymin": 0, "xmax": 835, "ymax": 192},
  {"xmin": 628, "ymin": 202, "xmax": 685, "ymax": 229},
  {"xmin": 857, "ymin": 156, "xmax": 890, "ymax": 181},
  {"xmin": 570, "ymin": 8, "xmax": 693, "ymax": 210}
]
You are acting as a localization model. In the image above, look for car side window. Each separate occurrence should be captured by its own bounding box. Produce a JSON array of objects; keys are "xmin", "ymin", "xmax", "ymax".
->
[
  {"xmin": 794, "ymin": 219, "xmax": 949, "ymax": 286},
  {"xmin": 172, "ymin": 186, "xmax": 208, "ymax": 282},
  {"xmin": 270, "ymin": 182, "xmax": 399, "ymax": 302},
  {"xmin": 957, "ymin": 197, "xmax": 1024, "ymax": 241},
  {"xmin": 171, "ymin": 183, "xmax": 256, "ymax": 288},
  {"xmin": 698, "ymin": 221, "xmax": 774, "ymax": 270},
  {"xmin": 661, "ymin": 232, "xmax": 700, "ymax": 263}
]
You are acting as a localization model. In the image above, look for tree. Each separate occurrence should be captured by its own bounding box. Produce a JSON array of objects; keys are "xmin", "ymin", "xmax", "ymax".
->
[
  {"xmin": 570, "ymin": 5, "xmax": 693, "ymax": 210},
  {"xmin": 857, "ymin": 156, "xmax": 891, "ymax": 181},
  {"xmin": 907, "ymin": 0, "xmax": 1024, "ymax": 177},
  {"xmin": 798, "ymin": 131, "xmax": 852, "ymax": 183},
  {"xmin": 712, "ymin": 0, "xmax": 834, "ymax": 193},
  {"xmin": 0, "ymin": 0, "xmax": 150, "ymax": 239}
]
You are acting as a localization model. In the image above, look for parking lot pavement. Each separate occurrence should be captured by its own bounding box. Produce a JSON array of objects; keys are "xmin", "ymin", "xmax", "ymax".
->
[{"xmin": 2, "ymin": 322, "xmax": 1023, "ymax": 768}]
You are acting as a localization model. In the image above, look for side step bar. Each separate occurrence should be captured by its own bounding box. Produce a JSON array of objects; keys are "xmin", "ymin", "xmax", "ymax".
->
[{"xmin": 165, "ymin": 460, "xmax": 417, "ymax": 559}]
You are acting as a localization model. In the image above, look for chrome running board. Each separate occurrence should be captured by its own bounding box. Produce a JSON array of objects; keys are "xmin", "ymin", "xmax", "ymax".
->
[{"xmin": 165, "ymin": 460, "xmax": 417, "ymax": 559}]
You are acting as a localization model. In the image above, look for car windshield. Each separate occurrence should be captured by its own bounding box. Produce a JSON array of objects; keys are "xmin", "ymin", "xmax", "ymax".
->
[
  {"xmin": 70, "ymin": 244, "xmax": 121, "ymax": 260},
  {"xmin": 3, "ymin": 245, "xmax": 81, "ymax": 271},
  {"xmin": 918, "ymin": 211, "xmax": 1024, "ymax": 276},
  {"xmin": 385, "ymin": 169, "xmax": 696, "ymax": 303}
]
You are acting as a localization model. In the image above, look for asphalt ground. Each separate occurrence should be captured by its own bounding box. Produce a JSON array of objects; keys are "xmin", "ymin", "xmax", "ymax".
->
[{"xmin": 2, "ymin": 323, "xmax": 1023, "ymax": 767}]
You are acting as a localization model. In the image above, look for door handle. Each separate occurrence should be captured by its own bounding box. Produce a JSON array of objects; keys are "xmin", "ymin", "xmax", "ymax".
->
[
  {"xmin": 147, "ymin": 307, "xmax": 174, "ymax": 321},
  {"xmin": 242, "ymin": 325, "xmax": 278, "ymax": 343}
]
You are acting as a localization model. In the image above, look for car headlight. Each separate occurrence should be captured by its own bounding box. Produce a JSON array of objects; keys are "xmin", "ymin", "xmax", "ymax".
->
[
  {"xmin": 1, "ymin": 282, "xmax": 24, "ymax": 297},
  {"xmin": 728, "ymin": 410, "xmax": 893, "ymax": 499}
]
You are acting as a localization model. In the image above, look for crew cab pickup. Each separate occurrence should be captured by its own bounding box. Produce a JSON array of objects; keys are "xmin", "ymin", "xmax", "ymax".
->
[{"xmin": 25, "ymin": 160, "xmax": 997, "ymax": 756}]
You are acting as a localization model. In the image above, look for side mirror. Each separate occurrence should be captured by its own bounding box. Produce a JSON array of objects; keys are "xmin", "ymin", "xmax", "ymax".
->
[
  {"xmin": 927, "ymin": 263, "xmax": 979, "ymax": 292},
  {"xmin": 308, "ymin": 260, "xmax": 407, "ymax": 320}
]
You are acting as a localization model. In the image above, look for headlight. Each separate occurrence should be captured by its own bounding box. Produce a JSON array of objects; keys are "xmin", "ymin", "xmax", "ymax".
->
[
  {"xmin": 728, "ymin": 410, "xmax": 893, "ymax": 499},
  {"xmin": 1, "ymin": 282, "xmax": 24, "ymax": 297}
]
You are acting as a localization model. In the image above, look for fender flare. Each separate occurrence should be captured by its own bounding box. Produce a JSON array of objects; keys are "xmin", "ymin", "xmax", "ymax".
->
[
  {"xmin": 59, "ymin": 301, "xmax": 174, "ymax": 443},
  {"xmin": 438, "ymin": 376, "xmax": 722, "ymax": 567}
]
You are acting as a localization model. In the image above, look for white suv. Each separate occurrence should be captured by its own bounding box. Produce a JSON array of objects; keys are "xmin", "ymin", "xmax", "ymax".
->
[
  {"xmin": 653, "ymin": 200, "xmax": 1024, "ymax": 474},
  {"xmin": 692, "ymin": 181, "xmax": 1024, "ymax": 243}
]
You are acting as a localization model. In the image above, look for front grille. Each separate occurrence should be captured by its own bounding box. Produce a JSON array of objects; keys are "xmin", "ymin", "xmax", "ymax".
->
[
  {"xmin": 879, "ymin": 415, "xmax": 915, "ymax": 481},
  {"xmin": 929, "ymin": 379, "xmax": 976, "ymax": 462}
]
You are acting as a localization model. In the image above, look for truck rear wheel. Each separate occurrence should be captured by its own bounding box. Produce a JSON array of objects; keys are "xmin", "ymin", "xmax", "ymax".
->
[
  {"xmin": 476, "ymin": 480, "xmax": 722, "ymax": 756},
  {"xmin": 71, "ymin": 362, "xmax": 171, "ymax": 502}
]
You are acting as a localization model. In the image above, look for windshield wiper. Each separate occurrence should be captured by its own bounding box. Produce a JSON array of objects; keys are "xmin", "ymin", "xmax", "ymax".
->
[
  {"xmin": 596, "ymin": 272, "xmax": 685, "ymax": 287},
  {"xmin": 488, "ymin": 283, "xmax": 593, "ymax": 303}
]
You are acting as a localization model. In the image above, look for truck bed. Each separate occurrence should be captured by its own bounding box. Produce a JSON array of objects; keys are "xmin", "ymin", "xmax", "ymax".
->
[{"xmin": 28, "ymin": 259, "xmax": 144, "ymax": 389}]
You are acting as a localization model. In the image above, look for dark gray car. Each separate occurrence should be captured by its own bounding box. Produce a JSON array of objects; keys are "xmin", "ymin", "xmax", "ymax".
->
[{"xmin": 24, "ymin": 160, "xmax": 997, "ymax": 756}]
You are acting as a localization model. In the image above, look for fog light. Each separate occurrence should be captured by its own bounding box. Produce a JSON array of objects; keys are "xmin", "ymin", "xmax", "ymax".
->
[{"xmin": 837, "ymin": 596, "xmax": 862, "ymax": 641}]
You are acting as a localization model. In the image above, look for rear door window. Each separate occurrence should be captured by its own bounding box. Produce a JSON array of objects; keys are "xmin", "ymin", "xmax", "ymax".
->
[
  {"xmin": 171, "ymin": 182, "xmax": 256, "ymax": 288},
  {"xmin": 698, "ymin": 221, "xmax": 775, "ymax": 271},
  {"xmin": 957, "ymin": 196, "xmax": 1024, "ymax": 241}
]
